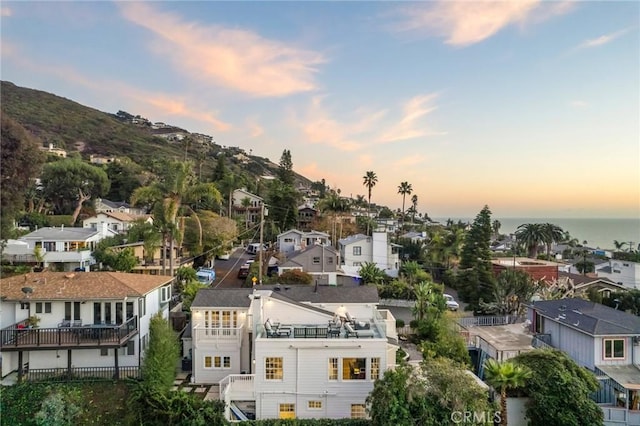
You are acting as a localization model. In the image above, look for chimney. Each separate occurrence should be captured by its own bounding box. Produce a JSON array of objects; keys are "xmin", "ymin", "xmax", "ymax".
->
[{"xmin": 61, "ymin": 224, "xmax": 64, "ymax": 231}]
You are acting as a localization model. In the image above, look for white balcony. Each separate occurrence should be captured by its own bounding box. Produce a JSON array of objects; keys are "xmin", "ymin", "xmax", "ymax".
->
[
  {"xmin": 44, "ymin": 250, "xmax": 93, "ymax": 263},
  {"xmin": 194, "ymin": 326, "xmax": 243, "ymax": 346}
]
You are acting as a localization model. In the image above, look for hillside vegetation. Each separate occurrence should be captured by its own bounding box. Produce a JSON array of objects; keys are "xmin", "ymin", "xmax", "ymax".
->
[{"xmin": 0, "ymin": 80, "xmax": 311, "ymax": 185}]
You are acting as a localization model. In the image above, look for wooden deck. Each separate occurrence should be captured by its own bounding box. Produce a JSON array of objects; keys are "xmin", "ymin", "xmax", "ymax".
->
[{"xmin": 1, "ymin": 317, "xmax": 137, "ymax": 351}]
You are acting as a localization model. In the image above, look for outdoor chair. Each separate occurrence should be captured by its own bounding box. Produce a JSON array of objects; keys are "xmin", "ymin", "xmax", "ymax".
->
[{"xmin": 264, "ymin": 321, "xmax": 279, "ymax": 338}]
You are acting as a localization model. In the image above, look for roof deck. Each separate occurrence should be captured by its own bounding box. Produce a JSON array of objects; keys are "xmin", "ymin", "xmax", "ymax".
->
[
  {"xmin": 259, "ymin": 319, "xmax": 385, "ymax": 339},
  {"xmin": 463, "ymin": 322, "xmax": 534, "ymax": 361}
]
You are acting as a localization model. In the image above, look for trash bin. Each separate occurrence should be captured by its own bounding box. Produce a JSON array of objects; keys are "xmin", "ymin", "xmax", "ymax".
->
[{"xmin": 181, "ymin": 357, "xmax": 192, "ymax": 372}]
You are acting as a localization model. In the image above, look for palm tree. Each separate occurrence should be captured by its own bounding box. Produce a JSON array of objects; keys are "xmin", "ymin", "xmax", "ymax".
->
[
  {"xmin": 492, "ymin": 219, "xmax": 501, "ymax": 239},
  {"xmin": 541, "ymin": 223, "xmax": 564, "ymax": 260},
  {"xmin": 397, "ymin": 182, "xmax": 412, "ymax": 225},
  {"xmin": 515, "ymin": 223, "xmax": 545, "ymax": 258},
  {"xmin": 358, "ymin": 261, "xmax": 386, "ymax": 285},
  {"xmin": 483, "ymin": 359, "xmax": 532, "ymax": 426},
  {"xmin": 412, "ymin": 281, "xmax": 437, "ymax": 322},
  {"xmin": 410, "ymin": 194, "xmax": 418, "ymax": 223},
  {"xmin": 131, "ymin": 160, "xmax": 221, "ymax": 276},
  {"xmin": 614, "ymin": 240, "xmax": 628, "ymax": 252},
  {"xmin": 362, "ymin": 171, "xmax": 378, "ymax": 234}
]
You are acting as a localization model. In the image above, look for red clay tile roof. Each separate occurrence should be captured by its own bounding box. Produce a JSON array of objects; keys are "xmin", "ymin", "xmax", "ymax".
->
[{"xmin": 1, "ymin": 272, "xmax": 173, "ymax": 301}]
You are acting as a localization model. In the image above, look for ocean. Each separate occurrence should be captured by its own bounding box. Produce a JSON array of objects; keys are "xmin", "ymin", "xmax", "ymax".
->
[{"xmin": 433, "ymin": 218, "xmax": 640, "ymax": 251}]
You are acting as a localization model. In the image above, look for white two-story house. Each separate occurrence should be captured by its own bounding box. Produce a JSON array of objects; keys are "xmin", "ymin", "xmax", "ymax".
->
[
  {"xmin": 528, "ymin": 298, "xmax": 640, "ymax": 425},
  {"xmin": 190, "ymin": 285, "xmax": 398, "ymax": 421},
  {"xmin": 338, "ymin": 232, "xmax": 401, "ymax": 278},
  {"xmin": 232, "ymin": 189, "xmax": 263, "ymax": 225},
  {"xmin": 83, "ymin": 211, "xmax": 152, "ymax": 234},
  {"xmin": 277, "ymin": 230, "xmax": 331, "ymax": 256},
  {"xmin": 10, "ymin": 225, "xmax": 117, "ymax": 271},
  {"xmin": 597, "ymin": 260, "xmax": 640, "ymax": 290},
  {"xmin": 0, "ymin": 271, "xmax": 173, "ymax": 382}
]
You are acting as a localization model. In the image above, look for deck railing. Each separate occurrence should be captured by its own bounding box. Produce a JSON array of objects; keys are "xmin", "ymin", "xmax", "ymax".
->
[
  {"xmin": 457, "ymin": 315, "xmax": 525, "ymax": 328},
  {"xmin": 25, "ymin": 366, "xmax": 141, "ymax": 383},
  {"xmin": 0, "ymin": 316, "xmax": 138, "ymax": 349}
]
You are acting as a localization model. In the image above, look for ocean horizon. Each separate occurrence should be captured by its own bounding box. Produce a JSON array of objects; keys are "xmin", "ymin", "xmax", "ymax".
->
[{"xmin": 432, "ymin": 217, "xmax": 640, "ymax": 251}]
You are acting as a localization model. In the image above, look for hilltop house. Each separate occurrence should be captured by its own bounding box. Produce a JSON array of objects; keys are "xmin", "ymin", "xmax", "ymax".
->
[
  {"xmin": 276, "ymin": 230, "xmax": 331, "ymax": 256},
  {"xmin": 528, "ymin": 298, "xmax": 640, "ymax": 425},
  {"xmin": 297, "ymin": 205, "xmax": 318, "ymax": 231},
  {"xmin": 0, "ymin": 272, "xmax": 173, "ymax": 382},
  {"xmin": 94, "ymin": 198, "xmax": 146, "ymax": 216},
  {"xmin": 189, "ymin": 286, "xmax": 398, "ymax": 421},
  {"xmin": 232, "ymin": 189, "xmax": 263, "ymax": 225},
  {"xmin": 278, "ymin": 245, "xmax": 340, "ymax": 285},
  {"xmin": 83, "ymin": 211, "xmax": 152, "ymax": 234},
  {"xmin": 4, "ymin": 225, "xmax": 117, "ymax": 272},
  {"xmin": 338, "ymin": 232, "xmax": 401, "ymax": 278}
]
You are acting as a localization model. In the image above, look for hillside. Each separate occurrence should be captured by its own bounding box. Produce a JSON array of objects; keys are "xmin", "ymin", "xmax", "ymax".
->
[{"xmin": 0, "ymin": 81, "xmax": 312, "ymax": 186}]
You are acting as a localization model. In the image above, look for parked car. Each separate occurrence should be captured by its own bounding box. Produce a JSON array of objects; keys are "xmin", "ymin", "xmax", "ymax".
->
[
  {"xmin": 196, "ymin": 268, "xmax": 216, "ymax": 286},
  {"xmin": 443, "ymin": 294, "xmax": 459, "ymax": 311},
  {"xmin": 237, "ymin": 264, "xmax": 250, "ymax": 279}
]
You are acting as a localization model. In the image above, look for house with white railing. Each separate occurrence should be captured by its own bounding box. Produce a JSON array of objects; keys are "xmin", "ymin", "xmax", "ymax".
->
[
  {"xmin": 528, "ymin": 298, "xmax": 640, "ymax": 426},
  {"xmin": 11, "ymin": 225, "xmax": 117, "ymax": 271},
  {"xmin": 0, "ymin": 271, "xmax": 173, "ymax": 383},
  {"xmin": 190, "ymin": 285, "xmax": 398, "ymax": 421}
]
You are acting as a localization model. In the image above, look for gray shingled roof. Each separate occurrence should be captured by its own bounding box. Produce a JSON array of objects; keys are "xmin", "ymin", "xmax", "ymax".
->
[
  {"xmin": 530, "ymin": 298, "xmax": 640, "ymax": 336},
  {"xmin": 558, "ymin": 271, "xmax": 618, "ymax": 286},
  {"xmin": 191, "ymin": 288, "xmax": 253, "ymax": 308},
  {"xmin": 21, "ymin": 227, "xmax": 100, "ymax": 241},
  {"xmin": 266, "ymin": 284, "xmax": 379, "ymax": 304},
  {"xmin": 338, "ymin": 234, "xmax": 369, "ymax": 245}
]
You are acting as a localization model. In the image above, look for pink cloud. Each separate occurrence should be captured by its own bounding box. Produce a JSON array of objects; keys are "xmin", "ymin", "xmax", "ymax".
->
[
  {"xmin": 392, "ymin": 1, "xmax": 574, "ymax": 46},
  {"xmin": 378, "ymin": 94, "xmax": 444, "ymax": 143},
  {"xmin": 1, "ymin": 6, "xmax": 12, "ymax": 17},
  {"xmin": 118, "ymin": 3, "xmax": 325, "ymax": 97}
]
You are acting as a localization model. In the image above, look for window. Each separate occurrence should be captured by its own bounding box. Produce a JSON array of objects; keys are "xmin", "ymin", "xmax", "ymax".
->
[
  {"xmin": 313, "ymin": 256, "xmax": 320, "ymax": 264},
  {"xmin": 371, "ymin": 357, "xmax": 380, "ymax": 380},
  {"xmin": 100, "ymin": 348, "xmax": 109, "ymax": 356},
  {"xmin": 279, "ymin": 403, "xmax": 295, "ymax": 419},
  {"xmin": 138, "ymin": 297, "xmax": 146, "ymax": 317},
  {"xmin": 343, "ymin": 358, "xmax": 366, "ymax": 380},
  {"xmin": 204, "ymin": 356, "xmax": 213, "ymax": 368},
  {"xmin": 308, "ymin": 401, "xmax": 322, "ymax": 410},
  {"xmin": 266, "ymin": 357, "xmax": 283, "ymax": 380},
  {"xmin": 353, "ymin": 262, "xmax": 361, "ymax": 267},
  {"xmin": 214, "ymin": 356, "xmax": 222, "ymax": 368},
  {"xmin": 160, "ymin": 285, "xmax": 171, "ymax": 303},
  {"xmin": 43, "ymin": 241, "xmax": 55, "ymax": 251},
  {"xmin": 351, "ymin": 404, "xmax": 366, "ymax": 419},
  {"xmin": 127, "ymin": 341, "xmax": 135, "ymax": 356},
  {"xmin": 328, "ymin": 358, "xmax": 338, "ymax": 380},
  {"xmin": 353, "ymin": 246, "xmax": 362, "ymax": 256},
  {"xmin": 35, "ymin": 302, "xmax": 51, "ymax": 314},
  {"xmin": 223, "ymin": 356, "xmax": 231, "ymax": 368},
  {"xmin": 604, "ymin": 339, "xmax": 625, "ymax": 360},
  {"xmin": 284, "ymin": 238, "xmax": 294, "ymax": 243},
  {"xmin": 327, "ymin": 257, "xmax": 333, "ymax": 264}
]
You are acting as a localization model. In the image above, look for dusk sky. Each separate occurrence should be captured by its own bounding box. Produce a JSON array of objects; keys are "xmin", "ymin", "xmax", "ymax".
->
[{"xmin": 1, "ymin": 1, "xmax": 638, "ymax": 219}]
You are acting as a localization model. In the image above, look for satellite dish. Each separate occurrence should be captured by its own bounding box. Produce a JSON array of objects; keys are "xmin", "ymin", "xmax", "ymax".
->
[{"xmin": 21, "ymin": 287, "xmax": 33, "ymax": 294}]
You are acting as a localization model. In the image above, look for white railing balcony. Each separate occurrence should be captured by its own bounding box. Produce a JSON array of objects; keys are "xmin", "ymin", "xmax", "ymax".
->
[
  {"xmin": 599, "ymin": 404, "xmax": 640, "ymax": 425},
  {"xmin": 219, "ymin": 374, "xmax": 255, "ymax": 401},
  {"xmin": 44, "ymin": 250, "xmax": 93, "ymax": 263},
  {"xmin": 194, "ymin": 326, "xmax": 243, "ymax": 346}
]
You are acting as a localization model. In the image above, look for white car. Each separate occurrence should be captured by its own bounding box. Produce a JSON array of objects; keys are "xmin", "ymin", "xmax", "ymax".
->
[{"xmin": 443, "ymin": 294, "xmax": 459, "ymax": 311}]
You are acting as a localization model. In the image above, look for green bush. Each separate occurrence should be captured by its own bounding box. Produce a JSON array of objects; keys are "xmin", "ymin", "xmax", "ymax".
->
[
  {"xmin": 396, "ymin": 319, "xmax": 405, "ymax": 328},
  {"xmin": 277, "ymin": 269, "xmax": 313, "ymax": 285}
]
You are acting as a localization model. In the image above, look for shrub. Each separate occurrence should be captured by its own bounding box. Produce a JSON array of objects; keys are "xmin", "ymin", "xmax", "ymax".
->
[
  {"xmin": 277, "ymin": 269, "xmax": 313, "ymax": 285},
  {"xmin": 396, "ymin": 319, "xmax": 405, "ymax": 328}
]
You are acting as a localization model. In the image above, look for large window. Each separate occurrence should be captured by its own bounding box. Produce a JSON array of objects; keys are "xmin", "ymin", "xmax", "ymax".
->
[
  {"xmin": 371, "ymin": 358, "xmax": 380, "ymax": 380},
  {"xmin": 204, "ymin": 356, "xmax": 212, "ymax": 368},
  {"xmin": 604, "ymin": 339, "xmax": 625, "ymax": 360},
  {"xmin": 266, "ymin": 357, "xmax": 283, "ymax": 380},
  {"xmin": 279, "ymin": 403, "xmax": 295, "ymax": 419},
  {"xmin": 343, "ymin": 358, "xmax": 366, "ymax": 380},
  {"xmin": 353, "ymin": 246, "xmax": 362, "ymax": 256},
  {"xmin": 328, "ymin": 358, "xmax": 338, "ymax": 380},
  {"xmin": 351, "ymin": 404, "xmax": 366, "ymax": 419},
  {"xmin": 204, "ymin": 355, "xmax": 231, "ymax": 369}
]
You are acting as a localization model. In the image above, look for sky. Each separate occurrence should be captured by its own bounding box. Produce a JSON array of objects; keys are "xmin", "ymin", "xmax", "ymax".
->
[{"xmin": 1, "ymin": 1, "xmax": 639, "ymax": 219}]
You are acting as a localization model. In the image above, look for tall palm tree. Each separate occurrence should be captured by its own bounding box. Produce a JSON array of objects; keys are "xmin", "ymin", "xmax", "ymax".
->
[
  {"xmin": 614, "ymin": 240, "xmax": 628, "ymax": 252},
  {"xmin": 515, "ymin": 223, "xmax": 545, "ymax": 258},
  {"xmin": 362, "ymin": 171, "xmax": 378, "ymax": 234},
  {"xmin": 483, "ymin": 359, "xmax": 532, "ymax": 426},
  {"xmin": 410, "ymin": 194, "xmax": 418, "ymax": 223},
  {"xmin": 131, "ymin": 161, "xmax": 221, "ymax": 276},
  {"xmin": 362, "ymin": 171, "xmax": 378, "ymax": 212},
  {"xmin": 412, "ymin": 281, "xmax": 437, "ymax": 322},
  {"xmin": 541, "ymin": 223, "xmax": 564, "ymax": 260},
  {"xmin": 397, "ymin": 182, "xmax": 412, "ymax": 225}
]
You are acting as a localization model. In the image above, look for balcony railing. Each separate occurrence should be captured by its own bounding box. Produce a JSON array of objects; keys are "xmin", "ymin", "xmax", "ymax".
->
[
  {"xmin": 457, "ymin": 315, "xmax": 525, "ymax": 328},
  {"xmin": 194, "ymin": 326, "xmax": 243, "ymax": 345},
  {"xmin": 0, "ymin": 316, "xmax": 138, "ymax": 350},
  {"xmin": 25, "ymin": 366, "xmax": 141, "ymax": 383}
]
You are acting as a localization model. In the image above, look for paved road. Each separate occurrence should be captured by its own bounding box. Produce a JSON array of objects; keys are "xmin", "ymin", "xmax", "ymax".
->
[{"xmin": 210, "ymin": 248, "xmax": 252, "ymax": 288}]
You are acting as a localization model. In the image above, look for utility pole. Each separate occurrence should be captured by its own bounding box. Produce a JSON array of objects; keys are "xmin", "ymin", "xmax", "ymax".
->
[{"xmin": 258, "ymin": 203, "xmax": 266, "ymax": 284}]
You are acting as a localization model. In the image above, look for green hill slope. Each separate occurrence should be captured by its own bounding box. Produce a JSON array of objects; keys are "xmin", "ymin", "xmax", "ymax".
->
[{"xmin": 0, "ymin": 81, "xmax": 312, "ymax": 185}]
